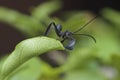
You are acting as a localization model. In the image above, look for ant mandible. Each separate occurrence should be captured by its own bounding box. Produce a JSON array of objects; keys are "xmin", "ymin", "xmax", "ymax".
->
[{"xmin": 44, "ymin": 16, "xmax": 97, "ymax": 50}]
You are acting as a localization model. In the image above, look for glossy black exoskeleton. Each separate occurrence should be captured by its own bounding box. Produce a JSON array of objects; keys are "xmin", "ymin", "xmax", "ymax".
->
[{"xmin": 44, "ymin": 16, "xmax": 97, "ymax": 50}]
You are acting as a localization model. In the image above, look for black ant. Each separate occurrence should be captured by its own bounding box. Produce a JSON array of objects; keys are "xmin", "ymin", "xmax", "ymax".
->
[{"xmin": 44, "ymin": 16, "xmax": 97, "ymax": 50}]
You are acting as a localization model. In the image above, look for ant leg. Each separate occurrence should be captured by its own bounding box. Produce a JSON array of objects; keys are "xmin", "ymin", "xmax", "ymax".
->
[
  {"xmin": 44, "ymin": 22, "xmax": 62, "ymax": 37},
  {"xmin": 65, "ymin": 38, "xmax": 76, "ymax": 50},
  {"xmin": 44, "ymin": 22, "xmax": 55, "ymax": 36},
  {"xmin": 55, "ymin": 24, "xmax": 62, "ymax": 37}
]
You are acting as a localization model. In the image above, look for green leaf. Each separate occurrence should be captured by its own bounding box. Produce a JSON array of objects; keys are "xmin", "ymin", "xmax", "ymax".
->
[
  {"xmin": 101, "ymin": 8, "xmax": 120, "ymax": 28},
  {"xmin": 0, "ymin": 7, "xmax": 44, "ymax": 37},
  {"xmin": 0, "ymin": 36, "xmax": 64, "ymax": 80},
  {"xmin": 63, "ymin": 70, "xmax": 107, "ymax": 80},
  {"xmin": 9, "ymin": 58, "xmax": 42, "ymax": 80},
  {"xmin": 0, "ymin": 56, "xmax": 8, "ymax": 73},
  {"xmin": 31, "ymin": 0, "xmax": 62, "ymax": 22}
]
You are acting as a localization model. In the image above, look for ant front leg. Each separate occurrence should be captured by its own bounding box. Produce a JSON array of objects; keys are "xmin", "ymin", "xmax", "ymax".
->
[
  {"xmin": 44, "ymin": 22, "xmax": 54, "ymax": 36},
  {"xmin": 44, "ymin": 22, "xmax": 62, "ymax": 37}
]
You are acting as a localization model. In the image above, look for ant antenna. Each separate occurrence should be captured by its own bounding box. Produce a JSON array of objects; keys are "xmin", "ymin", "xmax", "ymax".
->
[
  {"xmin": 73, "ymin": 34, "xmax": 96, "ymax": 43},
  {"xmin": 73, "ymin": 15, "xmax": 98, "ymax": 33}
]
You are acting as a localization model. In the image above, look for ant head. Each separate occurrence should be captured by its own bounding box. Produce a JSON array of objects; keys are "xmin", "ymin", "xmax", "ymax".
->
[{"xmin": 65, "ymin": 31, "xmax": 73, "ymax": 36}]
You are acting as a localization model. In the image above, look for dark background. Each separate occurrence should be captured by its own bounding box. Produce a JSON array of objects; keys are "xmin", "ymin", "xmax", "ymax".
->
[{"xmin": 0, "ymin": 0, "xmax": 119, "ymax": 56}]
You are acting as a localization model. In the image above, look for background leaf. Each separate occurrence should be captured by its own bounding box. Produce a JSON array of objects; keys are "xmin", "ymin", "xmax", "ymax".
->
[
  {"xmin": 31, "ymin": 0, "xmax": 62, "ymax": 22},
  {"xmin": 0, "ymin": 7, "xmax": 44, "ymax": 37},
  {"xmin": 9, "ymin": 57, "xmax": 42, "ymax": 80},
  {"xmin": 63, "ymin": 70, "xmax": 107, "ymax": 80},
  {"xmin": 0, "ymin": 1, "xmax": 62, "ymax": 37}
]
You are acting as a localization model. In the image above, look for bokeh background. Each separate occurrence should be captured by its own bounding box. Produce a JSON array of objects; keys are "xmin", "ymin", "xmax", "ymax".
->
[
  {"xmin": 0, "ymin": 0, "xmax": 120, "ymax": 80},
  {"xmin": 0, "ymin": 0, "xmax": 119, "ymax": 56}
]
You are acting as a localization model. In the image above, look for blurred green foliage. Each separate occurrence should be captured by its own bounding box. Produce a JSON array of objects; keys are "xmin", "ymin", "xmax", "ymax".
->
[{"xmin": 0, "ymin": 0, "xmax": 120, "ymax": 80}]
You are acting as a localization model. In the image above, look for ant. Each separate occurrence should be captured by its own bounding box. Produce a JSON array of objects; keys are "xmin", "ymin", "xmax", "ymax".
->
[{"xmin": 44, "ymin": 16, "xmax": 97, "ymax": 50}]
